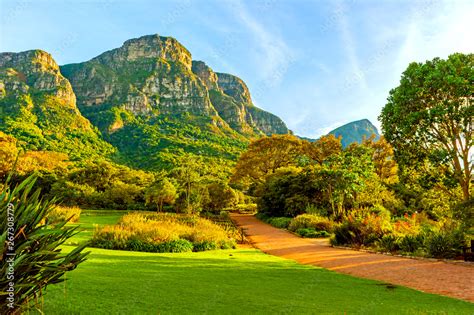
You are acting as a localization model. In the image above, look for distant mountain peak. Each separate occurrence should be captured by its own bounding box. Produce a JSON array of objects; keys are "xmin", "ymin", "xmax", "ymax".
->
[{"xmin": 328, "ymin": 119, "xmax": 379, "ymax": 147}]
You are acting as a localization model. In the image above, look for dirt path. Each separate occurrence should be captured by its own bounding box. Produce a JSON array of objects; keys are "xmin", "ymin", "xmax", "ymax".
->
[{"xmin": 231, "ymin": 214, "xmax": 474, "ymax": 302}]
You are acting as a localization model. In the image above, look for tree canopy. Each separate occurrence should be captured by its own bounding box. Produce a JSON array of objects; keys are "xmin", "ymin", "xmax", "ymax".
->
[{"xmin": 380, "ymin": 53, "xmax": 473, "ymax": 201}]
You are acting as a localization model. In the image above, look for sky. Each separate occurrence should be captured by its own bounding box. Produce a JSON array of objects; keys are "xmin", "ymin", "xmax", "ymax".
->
[{"xmin": 1, "ymin": 0, "xmax": 473, "ymax": 138}]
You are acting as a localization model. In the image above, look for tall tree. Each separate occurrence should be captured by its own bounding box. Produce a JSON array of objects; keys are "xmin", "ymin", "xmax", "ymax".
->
[
  {"xmin": 145, "ymin": 178, "xmax": 177, "ymax": 212},
  {"xmin": 363, "ymin": 136, "xmax": 399, "ymax": 185},
  {"xmin": 174, "ymin": 154, "xmax": 204, "ymax": 212},
  {"xmin": 380, "ymin": 53, "xmax": 473, "ymax": 201},
  {"xmin": 231, "ymin": 135, "xmax": 305, "ymax": 188}
]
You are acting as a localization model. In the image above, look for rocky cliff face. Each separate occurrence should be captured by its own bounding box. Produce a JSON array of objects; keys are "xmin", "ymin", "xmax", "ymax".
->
[
  {"xmin": 216, "ymin": 72, "xmax": 252, "ymax": 104},
  {"xmin": 62, "ymin": 34, "xmax": 289, "ymax": 136},
  {"xmin": 191, "ymin": 60, "xmax": 289, "ymax": 136},
  {"xmin": 61, "ymin": 35, "xmax": 218, "ymax": 120},
  {"xmin": 0, "ymin": 50, "xmax": 112, "ymax": 156},
  {"xmin": 0, "ymin": 50, "xmax": 76, "ymax": 105}
]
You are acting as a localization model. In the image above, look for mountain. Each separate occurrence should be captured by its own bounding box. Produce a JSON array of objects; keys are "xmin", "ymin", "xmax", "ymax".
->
[
  {"xmin": 328, "ymin": 119, "xmax": 379, "ymax": 147},
  {"xmin": 58, "ymin": 34, "xmax": 289, "ymax": 170},
  {"xmin": 0, "ymin": 34, "xmax": 290, "ymax": 172},
  {"xmin": 0, "ymin": 50, "xmax": 113, "ymax": 158}
]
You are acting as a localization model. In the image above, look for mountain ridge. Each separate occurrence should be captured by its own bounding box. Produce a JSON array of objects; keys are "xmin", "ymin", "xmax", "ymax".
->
[{"xmin": 328, "ymin": 119, "xmax": 379, "ymax": 147}]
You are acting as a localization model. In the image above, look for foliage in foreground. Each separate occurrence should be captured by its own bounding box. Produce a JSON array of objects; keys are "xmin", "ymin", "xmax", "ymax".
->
[
  {"xmin": 0, "ymin": 176, "xmax": 88, "ymax": 314},
  {"xmin": 91, "ymin": 212, "xmax": 236, "ymax": 252}
]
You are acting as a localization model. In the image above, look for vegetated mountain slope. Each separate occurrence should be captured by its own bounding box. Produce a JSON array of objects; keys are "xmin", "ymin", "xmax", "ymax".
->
[
  {"xmin": 60, "ymin": 34, "xmax": 289, "ymax": 170},
  {"xmin": 328, "ymin": 119, "xmax": 379, "ymax": 147},
  {"xmin": 0, "ymin": 50, "xmax": 113, "ymax": 159}
]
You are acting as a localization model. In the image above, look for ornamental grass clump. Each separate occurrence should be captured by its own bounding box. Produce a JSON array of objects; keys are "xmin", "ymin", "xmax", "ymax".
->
[
  {"xmin": 91, "ymin": 212, "xmax": 235, "ymax": 253},
  {"xmin": 46, "ymin": 205, "xmax": 82, "ymax": 224}
]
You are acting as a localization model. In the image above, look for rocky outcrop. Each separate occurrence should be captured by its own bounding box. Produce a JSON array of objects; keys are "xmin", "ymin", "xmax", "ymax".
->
[
  {"xmin": 216, "ymin": 72, "xmax": 252, "ymax": 104},
  {"xmin": 0, "ymin": 50, "xmax": 76, "ymax": 105},
  {"xmin": 60, "ymin": 34, "xmax": 289, "ymax": 136},
  {"xmin": 246, "ymin": 106, "xmax": 289, "ymax": 135},
  {"xmin": 191, "ymin": 61, "xmax": 219, "ymax": 90},
  {"xmin": 0, "ymin": 50, "xmax": 112, "ymax": 156},
  {"xmin": 61, "ymin": 35, "xmax": 217, "ymax": 118}
]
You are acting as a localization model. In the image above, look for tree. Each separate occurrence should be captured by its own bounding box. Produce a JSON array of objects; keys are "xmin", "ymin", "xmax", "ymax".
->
[
  {"xmin": 174, "ymin": 154, "xmax": 205, "ymax": 212},
  {"xmin": 313, "ymin": 145, "xmax": 375, "ymax": 216},
  {"xmin": 205, "ymin": 182, "xmax": 238, "ymax": 213},
  {"xmin": 380, "ymin": 53, "xmax": 473, "ymax": 201},
  {"xmin": 0, "ymin": 176, "xmax": 88, "ymax": 313},
  {"xmin": 145, "ymin": 178, "xmax": 177, "ymax": 212},
  {"xmin": 231, "ymin": 135, "xmax": 305, "ymax": 189},
  {"xmin": 363, "ymin": 136, "xmax": 398, "ymax": 184},
  {"xmin": 306, "ymin": 134, "xmax": 342, "ymax": 165}
]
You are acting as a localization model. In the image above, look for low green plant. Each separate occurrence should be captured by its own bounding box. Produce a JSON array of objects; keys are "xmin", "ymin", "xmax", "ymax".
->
[
  {"xmin": 288, "ymin": 214, "xmax": 334, "ymax": 233},
  {"xmin": 376, "ymin": 234, "xmax": 399, "ymax": 253},
  {"xmin": 268, "ymin": 217, "xmax": 292, "ymax": 229},
  {"xmin": 296, "ymin": 228, "xmax": 330, "ymax": 238},
  {"xmin": 423, "ymin": 230, "xmax": 465, "ymax": 259},
  {"xmin": 397, "ymin": 234, "xmax": 423, "ymax": 254}
]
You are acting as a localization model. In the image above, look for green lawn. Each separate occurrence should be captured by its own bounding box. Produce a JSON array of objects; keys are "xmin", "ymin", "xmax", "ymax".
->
[
  {"xmin": 65, "ymin": 210, "xmax": 126, "ymax": 245},
  {"xmin": 39, "ymin": 211, "xmax": 473, "ymax": 314}
]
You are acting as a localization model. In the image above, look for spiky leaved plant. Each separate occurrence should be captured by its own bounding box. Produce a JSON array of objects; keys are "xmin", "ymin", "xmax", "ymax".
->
[{"xmin": 0, "ymin": 175, "xmax": 89, "ymax": 314}]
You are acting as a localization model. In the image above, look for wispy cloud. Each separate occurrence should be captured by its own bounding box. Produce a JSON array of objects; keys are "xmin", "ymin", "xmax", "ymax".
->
[
  {"xmin": 334, "ymin": 1, "xmax": 368, "ymax": 92},
  {"xmin": 229, "ymin": 0, "xmax": 294, "ymax": 84}
]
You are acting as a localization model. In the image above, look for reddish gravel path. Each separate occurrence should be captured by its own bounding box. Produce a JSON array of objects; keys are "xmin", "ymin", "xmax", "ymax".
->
[{"xmin": 231, "ymin": 214, "xmax": 474, "ymax": 302}]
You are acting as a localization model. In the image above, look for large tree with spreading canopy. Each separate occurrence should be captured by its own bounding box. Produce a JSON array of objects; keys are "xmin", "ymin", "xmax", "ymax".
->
[{"xmin": 380, "ymin": 53, "xmax": 473, "ymax": 201}]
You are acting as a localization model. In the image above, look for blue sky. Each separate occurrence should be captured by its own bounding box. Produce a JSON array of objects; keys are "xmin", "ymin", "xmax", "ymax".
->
[{"xmin": 1, "ymin": 0, "xmax": 473, "ymax": 138}]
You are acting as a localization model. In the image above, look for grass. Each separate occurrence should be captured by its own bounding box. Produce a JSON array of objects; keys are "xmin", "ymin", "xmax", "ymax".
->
[
  {"xmin": 41, "ymin": 247, "xmax": 473, "ymax": 314},
  {"xmin": 65, "ymin": 210, "xmax": 125, "ymax": 245},
  {"xmin": 38, "ymin": 210, "xmax": 473, "ymax": 314}
]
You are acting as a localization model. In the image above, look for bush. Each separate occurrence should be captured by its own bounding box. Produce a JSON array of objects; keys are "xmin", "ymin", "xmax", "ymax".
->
[
  {"xmin": 92, "ymin": 213, "xmax": 235, "ymax": 253},
  {"xmin": 331, "ymin": 210, "xmax": 391, "ymax": 247},
  {"xmin": 288, "ymin": 214, "xmax": 334, "ymax": 233},
  {"xmin": 397, "ymin": 234, "xmax": 423, "ymax": 253},
  {"xmin": 193, "ymin": 241, "xmax": 218, "ymax": 252},
  {"xmin": 376, "ymin": 234, "xmax": 399, "ymax": 253},
  {"xmin": 268, "ymin": 217, "xmax": 292, "ymax": 229},
  {"xmin": 126, "ymin": 238, "xmax": 194, "ymax": 253},
  {"xmin": 296, "ymin": 228, "xmax": 330, "ymax": 238},
  {"xmin": 235, "ymin": 203, "xmax": 257, "ymax": 214},
  {"xmin": 424, "ymin": 230, "xmax": 465, "ymax": 259},
  {"xmin": 47, "ymin": 205, "xmax": 81, "ymax": 223}
]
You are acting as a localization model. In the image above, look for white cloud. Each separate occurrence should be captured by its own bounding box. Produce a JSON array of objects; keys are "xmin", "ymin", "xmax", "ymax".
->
[
  {"xmin": 334, "ymin": 1, "xmax": 369, "ymax": 92},
  {"xmin": 229, "ymin": 0, "xmax": 294, "ymax": 84}
]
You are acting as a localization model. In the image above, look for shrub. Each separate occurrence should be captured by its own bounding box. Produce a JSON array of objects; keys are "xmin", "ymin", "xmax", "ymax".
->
[
  {"xmin": 296, "ymin": 228, "xmax": 330, "ymax": 238},
  {"xmin": 331, "ymin": 210, "xmax": 391, "ymax": 247},
  {"xmin": 376, "ymin": 234, "xmax": 399, "ymax": 253},
  {"xmin": 268, "ymin": 217, "xmax": 292, "ymax": 229},
  {"xmin": 236, "ymin": 203, "xmax": 257, "ymax": 214},
  {"xmin": 424, "ymin": 230, "xmax": 465, "ymax": 259},
  {"xmin": 193, "ymin": 241, "xmax": 218, "ymax": 252},
  {"xmin": 47, "ymin": 205, "xmax": 81, "ymax": 223},
  {"xmin": 91, "ymin": 212, "xmax": 235, "ymax": 253},
  {"xmin": 397, "ymin": 234, "xmax": 423, "ymax": 253},
  {"xmin": 304, "ymin": 204, "xmax": 328, "ymax": 217},
  {"xmin": 288, "ymin": 214, "xmax": 334, "ymax": 233}
]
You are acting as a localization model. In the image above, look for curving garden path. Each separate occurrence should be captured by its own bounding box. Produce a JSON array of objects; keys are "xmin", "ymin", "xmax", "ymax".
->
[{"xmin": 231, "ymin": 214, "xmax": 474, "ymax": 302}]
